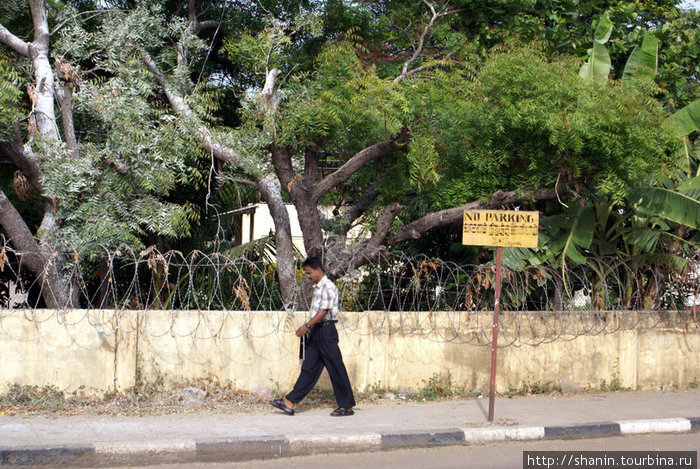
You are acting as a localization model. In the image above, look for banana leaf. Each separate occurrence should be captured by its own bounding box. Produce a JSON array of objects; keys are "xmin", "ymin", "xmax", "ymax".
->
[
  {"xmin": 622, "ymin": 32, "xmax": 659, "ymax": 81},
  {"xmin": 677, "ymin": 175, "xmax": 700, "ymax": 196},
  {"xmin": 628, "ymin": 186, "xmax": 700, "ymax": 229},
  {"xmin": 579, "ymin": 41, "xmax": 611, "ymax": 82},
  {"xmin": 593, "ymin": 12, "xmax": 613, "ymax": 43},
  {"xmin": 623, "ymin": 226, "xmax": 662, "ymax": 252},
  {"xmin": 579, "ymin": 12, "xmax": 613, "ymax": 82},
  {"xmin": 668, "ymin": 99, "xmax": 700, "ymax": 137}
]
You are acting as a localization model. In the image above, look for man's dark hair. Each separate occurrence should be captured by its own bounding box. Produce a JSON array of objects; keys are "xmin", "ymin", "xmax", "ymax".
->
[{"xmin": 302, "ymin": 256, "xmax": 324, "ymax": 271}]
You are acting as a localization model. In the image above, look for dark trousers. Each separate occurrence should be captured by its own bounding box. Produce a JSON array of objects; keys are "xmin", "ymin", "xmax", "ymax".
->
[{"xmin": 286, "ymin": 322, "xmax": 356, "ymax": 408}]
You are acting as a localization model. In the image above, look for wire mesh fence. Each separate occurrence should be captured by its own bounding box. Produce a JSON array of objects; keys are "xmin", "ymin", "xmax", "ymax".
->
[{"xmin": 0, "ymin": 236, "xmax": 698, "ymax": 346}]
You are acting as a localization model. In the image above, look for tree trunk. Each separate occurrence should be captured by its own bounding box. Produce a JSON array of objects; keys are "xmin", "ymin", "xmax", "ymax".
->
[
  {"xmin": 0, "ymin": 0, "xmax": 79, "ymax": 308},
  {"xmin": 295, "ymin": 198, "xmax": 325, "ymax": 259},
  {"xmin": 256, "ymin": 175, "xmax": 297, "ymax": 309},
  {"xmin": 0, "ymin": 191, "xmax": 76, "ymax": 308}
]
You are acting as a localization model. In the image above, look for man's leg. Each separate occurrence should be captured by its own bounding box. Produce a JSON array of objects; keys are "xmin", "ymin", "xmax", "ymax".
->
[
  {"xmin": 285, "ymin": 333, "xmax": 324, "ymax": 406},
  {"xmin": 318, "ymin": 325, "xmax": 356, "ymax": 409}
]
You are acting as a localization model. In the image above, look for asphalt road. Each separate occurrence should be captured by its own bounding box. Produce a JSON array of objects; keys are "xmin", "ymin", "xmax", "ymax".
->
[{"xmin": 96, "ymin": 433, "xmax": 699, "ymax": 469}]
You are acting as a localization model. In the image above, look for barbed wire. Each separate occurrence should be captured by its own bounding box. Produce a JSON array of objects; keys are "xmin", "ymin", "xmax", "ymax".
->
[{"xmin": 0, "ymin": 236, "xmax": 698, "ymax": 346}]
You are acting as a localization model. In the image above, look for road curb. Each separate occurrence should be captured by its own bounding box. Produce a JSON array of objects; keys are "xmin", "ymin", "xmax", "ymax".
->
[
  {"xmin": 1, "ymin": 417, "xmax": 698, "ymax": 467},
  {"xmin": 544, "ymin": 422, "xmax": 621, "ymax": 440}
]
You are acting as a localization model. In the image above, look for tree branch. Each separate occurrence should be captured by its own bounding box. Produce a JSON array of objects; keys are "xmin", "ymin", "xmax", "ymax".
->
[
  {"xmin": 29, "ymin": 0, "xmax": 50, "ymax": 48},
  {"xmin": 194, "ymin": 20, "xmax": 220, "ymax": 32},
  {"xmin": 50, "ymin": 10, "xmax": 115, "ymax": 36},
  {"xmin": 367, "ymin": 201, "xmax": 402, "ymax": 250},
  {"xmin": 229, "ymin": 178, "xmax": 257, "ymax": 187},
  {"xmin": 0, "ymin": 188, "xmax": 46, "ymax": 274},
  {"xmin": 188, "ymin": 0, "xmax": 197, "ymax": 24},
  {"xmin": 0, "ymin": 141, "xmax": 43, "ymax": 192},
  {"xmin": 179, "ymin": 0, "xmax": 220, "ymax": 68},
  {"xmin": 303, "ymin": 141, "xmax": 324, "ymax": 183},
  {"xmin": 256, "ymin": 176, "xmax": 297, "ymax": 309},
  {"xmin": 0, "ymin": 188, "xmax": 75, "ymax": 308},
  {"xmin": 260, "ymin": 68, "xmax": 281, "ymax": 115},
  {"xmin": 325, "ymin": 181, "xmax": 380, "ymax": 252},
  {"xmin": 0, "ymin": 23, "xmax": 30, "ymax": 57},
  {"xmin": 327, "ymin": 188, "xmax": 558, "ymax": 279},
  {"xmin": 312, "ymin": 128, "xmax": 409, "ymax": 200},
  {"xmin": 325, "ymin": 200, "xmax": 403, "ymax": 279},
  {"xmin": 386, "ymin": 189, "xmax": 559, "ymax": 246},
  {"xmin": 396, "ymin": 0, "xmax": 438, "ymax": 82},
  {"xmin": 393, "ymin": 1, "xmax": 466, "ymax": 84},
  {"xmin": 177, "ymin": 19, "xmax": 221, "ymax": 67},
  {"xmin": 271, "ymin": 144, "xmax": 297, "ymax": 193},
  {"xmin": 343, "ymin": 179, "xmax": 380, "ymax": 228},
  {"xmin": 141, "ymin": 48, "xmax": 238, "ymax": 165},
  {"xmin": 54, "ymin": 60, "xmax": 80, "ymax": 159}
]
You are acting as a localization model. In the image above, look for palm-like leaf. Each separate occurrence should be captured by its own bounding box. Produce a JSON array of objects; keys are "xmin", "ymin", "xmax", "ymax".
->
[
  {"xmin": 579, "ymin": 12, "xmax": 613, "ymax": 82},
  {"xmin": 669, "ymin": 99, "xmax": 700, "ymax": 137},
  {"xmin": 628, "ymin": 186, "xmax": 700, "ymax": 229},
  {"xmin": 622, "ymin": 31, "xmax": 659, "ymax": 82},
  {"xmin": 221, "ymin": 234, "xmax": 279, "ymax": 264}
]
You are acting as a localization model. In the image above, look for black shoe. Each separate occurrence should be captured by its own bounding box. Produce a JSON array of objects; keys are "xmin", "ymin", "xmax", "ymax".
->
[
  {"xmin": 330, "ymin": 407, "xmax": 354, "ymax": 416},
  {"xmin": 270, "ymin": 398, "xmax": 295, "ymax": 415}
]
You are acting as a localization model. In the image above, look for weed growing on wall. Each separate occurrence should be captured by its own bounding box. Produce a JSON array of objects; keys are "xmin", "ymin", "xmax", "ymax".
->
[
  {"xmin": 505, "ymin": 381, "xmax": 562, "ymax": 398},
  {"xmin": 599, "ymin": 358, "xmax": 630, "ymax": 392},
  {"xmin": 0, "ymin": 384, "xmax": 66, "ymax": 411}
]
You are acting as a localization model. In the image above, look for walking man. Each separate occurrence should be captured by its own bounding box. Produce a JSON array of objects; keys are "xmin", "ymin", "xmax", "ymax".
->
[{"xmin": 270, "ymin": 256, "xmax": 356, "ymax": 416}]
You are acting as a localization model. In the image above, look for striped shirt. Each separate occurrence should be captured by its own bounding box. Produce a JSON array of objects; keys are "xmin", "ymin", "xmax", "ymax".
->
[{"xmin": 310, "ymin": 275, "xmax": 339, "ymax": 321}]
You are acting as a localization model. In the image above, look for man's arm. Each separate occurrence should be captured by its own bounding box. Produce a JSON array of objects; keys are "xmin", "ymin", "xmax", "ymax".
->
[{"xmin": 295, "ymin": 309, "xmax": 329, "ymax": 337}]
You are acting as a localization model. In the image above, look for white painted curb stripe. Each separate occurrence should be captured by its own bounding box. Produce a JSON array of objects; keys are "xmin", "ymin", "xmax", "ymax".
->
[
  {"xmin": 463, "ymin": 426, "xmax": 545, "ymax": 442},
  {"xmin": 94, "ymin": 440, "xmax": 196, "ymax": 455},
  {"xmin": 288, "ymin": 433, "xmax": 381, "ymax": 452},
  {"xmin": 618, "ymin": 418, "xmax": 691, "ymax": 434}
]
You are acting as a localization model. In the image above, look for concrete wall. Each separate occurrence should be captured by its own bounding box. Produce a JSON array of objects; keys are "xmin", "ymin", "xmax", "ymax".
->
[{"xmin": 1, "ymin": 309, "xmax": 698, "ymax": 394}]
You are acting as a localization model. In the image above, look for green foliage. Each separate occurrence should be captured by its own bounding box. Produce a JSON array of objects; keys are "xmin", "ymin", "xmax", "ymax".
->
[
  {"xmin": 579, "ymin": 11, "xmax": 613, "ymax": 82},
  {"xmin": 2, "ymin": 0, "xmax": 697, "ymax": 304},
  {"xmin": 543, "ymin": 205, "xmax": 595, "ymax": 266},
  {"xmin": 34, "ymin": 5, "xmax": 208, "ymax": 253},
  {"xmin": 655, "ymin": 9, "xmax": 700, "ymax": 109},
  {"xmin": 231, "ymin": 37, "xmax": 411, "ymax": 177},
  {"xmin": 223, "ymin": 11, "xmax": 322, "ymax": 77},
  {"xmin": 423, "ymin": 45, "xmax": 677, "ymax": 212},
  {"xmin": 495, "ymin": 19, "xmax": 698, "ymax": 309},
  {"xmin": 505, "ymin": 380, "xmax": 561, "ymax": 398},
  {"xmin": 0, "ymin": 384, "xmax": 66, "ymax": 411},
  {"xmin": 622, "ymin": 31, "xmax": 659, "ymax": 83},
  {"xmin": 599, "ymin": 358, "xmax": 629, "ymax": 392},
  {"xmin": 0, "ymin": 53, "xmax": 22, "ymax": 140},
  {"xmin": 406, "ymin": 134, "xmax": 440, "ymax": 191},
  {"xmin": 628, "ymin": 186, "xmax": 700, "ymax": 230},
  {"xmin": 669, "ymin": 99, "xmax": 700, "ymax": 137},
  {"xmin": 419, "ymin": 372, "xmax": 462, "ymax": 401}
]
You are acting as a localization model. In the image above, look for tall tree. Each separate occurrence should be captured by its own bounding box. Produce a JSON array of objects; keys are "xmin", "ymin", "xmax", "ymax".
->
[
  {"xmin": 138, "ymin": 0, "xmax": 678, "ymax": 300},
  {"xmin": 0, "ymin": 1, "xmax": 196, "ymax": 307},
  {"xmin": 0, "ymin": 0, "xmax": 693, "ymax": 310}
]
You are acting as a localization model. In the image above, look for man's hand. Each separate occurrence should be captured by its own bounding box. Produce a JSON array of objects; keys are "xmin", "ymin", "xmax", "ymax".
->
[
  {"xmin": 295, "ymin": 324, "xmax": 310, "ymax": 337},
  {"xmin": 296, "ymin": 309, "xmax": 327, "ymax": 337}
]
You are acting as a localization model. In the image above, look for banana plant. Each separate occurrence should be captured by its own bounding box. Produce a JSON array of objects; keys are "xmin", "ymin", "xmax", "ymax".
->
[
  {"xmin": 622, "ymin": 31, "xmax": 659, "ymax": 83},
  {"xmin": 630, "ymin": 100, "xmax": 700, "ymax": 232},
  {"xmin": 669, "ymin": 99, "xmax": 700, "ymax": 177},
  {"xmin": 579, "ymin": 12, "xmax": 613, "ymax": 82}
]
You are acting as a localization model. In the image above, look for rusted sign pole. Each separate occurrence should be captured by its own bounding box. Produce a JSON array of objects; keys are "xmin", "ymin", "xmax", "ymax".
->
[{"xmin": 488, "ymin": 245, "xmax": 502, "ymax": 422}]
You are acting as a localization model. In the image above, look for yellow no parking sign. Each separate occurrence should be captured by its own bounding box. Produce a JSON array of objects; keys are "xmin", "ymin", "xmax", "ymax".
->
[{"xmin": 462, "ymin": 210, "xmax": 539, "ymax": 248}]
